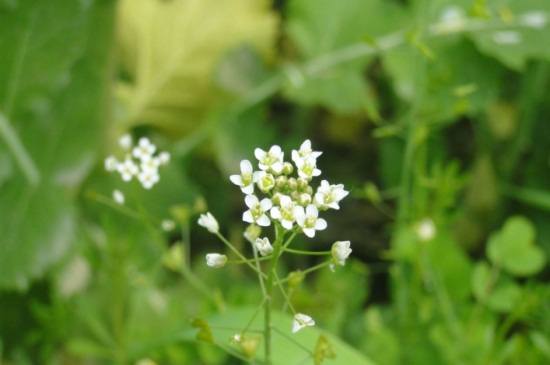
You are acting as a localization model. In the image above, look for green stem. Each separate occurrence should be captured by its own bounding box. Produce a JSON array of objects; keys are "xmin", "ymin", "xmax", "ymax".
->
[
  {"xmin": 282, "ymin": 247, "xmax": 330, "ymax": 255},
  {"xmin": 215, "ymin": 232, "xmax": 267, "ymax": 278},
  {"xmin": 0, "ymin": 112, "xmax": 40, "ymax": 185},
  {"xmin": 264, "ymin": 224, "xmax": 285, "ymax": 365}
]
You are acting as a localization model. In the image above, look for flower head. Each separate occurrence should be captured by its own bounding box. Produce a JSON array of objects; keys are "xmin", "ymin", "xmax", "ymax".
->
[
  {"xmin": 161, "ymin": 219, "xmax": 176, "ymax": 231},
  {"xmin": 416, "ymin": 218, "xmax": 436, "ymax": 242},
  {"xmin": 230, "ymin": 160, "xmax": 258, "ymax": 195},
  {"xmin": 291, "ymin": 139, "xmax": 322, "ymax": 163},
  {"xmin": 254, "ymin": 237, "xmax": 273, "ymax": 256},
  {"xmin": 243, "ymin": 195, "xmax": 272, "ymax": 227},
  {"xmin": 198, "ymin": 212, "xmax": 219, "ymax": 233},
  {"xmin": 270, "ymin": 195, "xmax": 301, "ymax": 230},
  {"xmin": 255, "ymin": 145, "xmax": 284, "ymax": 174},
  {"xmin": 295, "ymin": 157, "xmax": 321, "ymax": 180},
  {"xmin": 137, "ymin": 169, "xmax": 160, "ymax": 189},
  {"xmin": 332, "ymin": 241, "xmax": 352, "ymax": 266},
  {"xmin": 292, "ymin": 313, "xmax": 315, "ymax": 333},
  {"xmin": 205, "ymin": 253, "xmax": 227, "ymax": 268},
  {"xmin": 133, "ymin": 137, "xmax": 156, "ymax": 160},
  {"xmin": 105, "ymin": 156, "xmax": 118, "ymax": 171},
  {"xmin": 256, "ymin": 171, "xmax": 275, "ymax": 193},
  {"xmin": 295, "ymin": 204, "xmax": 327, "ymax": 238},
  {"xmin": 117, "ymin": 158, "xmax": 139, "ymax": 181},
  {"xmin": 314, "ymin": 180, "xmax": 349, "ymax": 210}
]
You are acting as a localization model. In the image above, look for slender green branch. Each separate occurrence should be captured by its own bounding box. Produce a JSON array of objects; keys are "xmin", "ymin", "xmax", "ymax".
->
[
  {"xmin": 282, "ymin": 247, "xmax": 330, "ymax": 256},
  {"xmin": 85, "ymin": 190, "xmax": 142, "ymax": 221},
  {"xmin": 274, "ymin": 271, "xmax": 296, "ymax": 315},
  {"xmin": 0, "ymin": 112, "xmax": 40, "ymax": 186},
  {"xmin": 215, "ymin": 232, "xmax": 267, "ymax": 279}
]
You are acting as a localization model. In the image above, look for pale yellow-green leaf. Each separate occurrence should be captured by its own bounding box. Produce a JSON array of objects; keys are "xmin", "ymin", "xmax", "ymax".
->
[{"xmin": 117, "ymin": 0, "xmax": 278, "ymax": 136}]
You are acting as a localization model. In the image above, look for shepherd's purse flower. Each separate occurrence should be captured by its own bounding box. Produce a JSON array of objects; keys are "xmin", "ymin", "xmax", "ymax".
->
[{"xmin": 198, "ymin": 212, "xmax": 219, "ymax": 233}]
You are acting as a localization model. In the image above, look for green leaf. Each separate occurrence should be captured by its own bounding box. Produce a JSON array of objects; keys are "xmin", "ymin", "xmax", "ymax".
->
[
  {"xmin": 284, "ymin": 0, "xmax": 407, "ymax": 113},
  {"xmin": 117, "ymin": 0, "xmax": 278, "ymax": 137},
  {"xmin": 469, "ymin": 0, "xmax": 550, "ymax": 70},
  {"xmin": 487, "ymin": 216, "xmax": 546, "ymax": 276},
  {"xmin": 205, "ymin": 306, "xmax": 377, "ymax": 365},
  {"xmin": 0, "ymin": 1, "xmax": 117, "ymax": 289}
]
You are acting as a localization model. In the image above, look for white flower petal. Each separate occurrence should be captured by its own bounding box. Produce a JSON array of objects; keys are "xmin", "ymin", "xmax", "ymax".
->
[
  {"xmin": 245, "ymin": 194, "xmax": 259, "ymax": 208},
  {"xmin": 256, "ymin": 215, "xmax": 271, "ymax": 227},
  {"xmin": 243, "ymin": 211, "xmax": 254, "ymax": 223}
]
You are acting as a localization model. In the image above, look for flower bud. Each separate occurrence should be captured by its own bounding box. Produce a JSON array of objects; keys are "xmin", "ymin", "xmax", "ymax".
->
[
  {"xmin": 282, "ymin": 162, "xmax": 294, "ymax": 175},
  {"xmin": 257, "ymin": 171, "xmax": 275, "ymax": 193},
  {"xmin": 243, "ymin": 224, "xmax": 262, "ymax": 244},
  {"xmin": 292, "ymin": 313, "xmax": 315, "ymax": 333},
  {"xmin": 275, "ymin": 176, "xmax": 288, "ymax": 189},
  {"xmin": 298, "ymin": 193, "xmax": 311, "ymax": 206},
  {"xmin": 297, "ymin": 177, "xmax": 309, "ymax": 190},
  {"xmin": 198, "ymin": 212, "xmax": 219, "ymax": 233},
  {"xmin": 332, "ymin": 241, "xmax": 352, "ymax": 266},
  {"xmin": 205, "ymin": 253, "xmax": 227, "ymax": 268},
  {"xmin": 254, "ymin": 237, "xmax": 273, "ymax": 256},
  {"xmin": 287, "ymin": 178, "xmax": 298, "ymax": 191}
]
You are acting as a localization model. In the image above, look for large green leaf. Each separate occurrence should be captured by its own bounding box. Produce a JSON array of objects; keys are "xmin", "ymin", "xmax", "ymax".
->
[
  {"xmin": 116, "ymin": 0, "xmax": 278, "ymax": 136},
  {"xmin": 204, "ymin": 306, "xmax": 377, "ymax": 365},
  {"xmin": 469, "ymin": 0, "xmax": 550, "ymax": 71},
  {"xmin": 284, "ymin": 0, "xmax": 407, "ymax": 114},
  {"xmin": 0, "ymin": 1, "xmax": 116, "ymax": 290}
]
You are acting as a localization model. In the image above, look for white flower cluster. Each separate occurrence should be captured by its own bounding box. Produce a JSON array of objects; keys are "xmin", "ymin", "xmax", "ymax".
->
[
  {"xmin": 230, "ymin": 140, "xmax": 349, "ymax": 238},
  {"xmin": 105, "ymin": 134, "xmax": 170, "ymax": 190}
]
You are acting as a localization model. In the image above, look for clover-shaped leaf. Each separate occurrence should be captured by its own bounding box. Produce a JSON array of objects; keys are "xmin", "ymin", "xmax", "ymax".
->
[{"xmin": 487, "ymin": 216, "xmax": 546, "ymax": 277}]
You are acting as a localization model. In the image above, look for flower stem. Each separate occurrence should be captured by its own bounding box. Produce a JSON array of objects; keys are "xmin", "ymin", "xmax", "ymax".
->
[{"xmin": 264, "ymin": 224, "xmax": 285, "ymax": 365}]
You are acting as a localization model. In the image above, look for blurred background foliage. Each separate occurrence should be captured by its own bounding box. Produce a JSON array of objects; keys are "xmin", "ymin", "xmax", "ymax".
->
[{"xmin": 1, "ymin": 0, "xmax": 550, "ymax": 364}]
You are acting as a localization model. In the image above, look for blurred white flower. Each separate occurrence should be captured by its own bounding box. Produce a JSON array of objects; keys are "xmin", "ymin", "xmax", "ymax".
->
[
  {"xmin": 296, "ymin": 204, "xmax": 327, "ymax": 238},
  {"xmin": 158, "ymin": 151, "xmax": 171, "ymax": 165},
  {"xmin": 254, "ymin": 237, "xmax": 273, "ymax": 256},
  {"xmin": 292, "ymin": 313, "xmax": 315, "ymax": 333},
  {"xmin": 133, "ymin": 137, "xmax": 156, "ymax": 160},
  {"xmin": 161, "ymin": 219, "xmax": 176, "ymax": 231},
  {"xmin": 332, "ymin": 241, "xmax": 352, "ymax": 266},
  {"xmin": 198, "ymin": 212, "xmax": 219, "ymax": 233},
  {"xmin": 113, "ymin": 189, "xmax": 125, "ymax": 205},
  {"xmin": 520, "ymin": 12, "xmax": 547, "ymax": 29},
  {"xmin": 244, "ymin": 224, "xmax": 262, "ymax": 244},
  {"xmin": 105, "ymin": 156, "xmax": 118, "ymax": 171},
  {"xmin": 117, "ymin": 158, "xmax": 139, "ymax": 181},
  {"xmin": 243, "ymin": 195, "xmax": 272, "ymax": 227},
  {"xmin": 416, "ymin": 218, "xmax": 436, "ymax": 242},
  {"xmin": 138, "ymin": 169, "xmax": 160, "ymax": 189},
  {"xmin": 206, "ymin": 253, "xmax": 227, "ymax": 268},
  {"xmin": 493, "ymin": 31, "xmax": 521, "ymax": 45},
  {"xmin": 119, "ymin": 134, "xmax": 132, "ymax": 150}
]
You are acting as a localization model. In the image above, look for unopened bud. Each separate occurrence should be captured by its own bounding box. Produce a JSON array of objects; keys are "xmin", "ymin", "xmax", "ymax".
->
[
  {"xmin": 282, "ymin": 162, "xmax": 294, "ymax": 175},
  {"xmin": 287, "ymin": 178, "xmax": 298, "ymax": 191},
  {"xmin": 297, "ymin": 177, "xmax": 309, "ymax": 190},
  {"xmin": 298, "ymin": 193, "xmax": 311, "ymax": 206}
]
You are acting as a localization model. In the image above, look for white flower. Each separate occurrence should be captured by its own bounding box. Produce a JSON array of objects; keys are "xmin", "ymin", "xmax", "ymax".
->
[
  {"xmin": 416, "ymin": 218, "xmax": 436, "ymax": 242},
  {"xmin": 113, "ymin": 189, "xmax": 125, "ymax": 204},
  {"xmin": 255, "ymin": 145, "xmax": 284, "ymax": 174},
  {"xmin": 254, "ymin": 237, "xmax": 273, "ymax": 256},
  {"xmin": 295, "ymin": 157, "xmax": 321, "ymax": 180},
  {"xmin": 332, "ymin": 241, "xmax": 352, "ymax": 266},
  {"xmin": 158, "ymin": 151, "xmax": 171, "ymax": 165},
  {"xmin": 119, "ymin": 134, "xmax": 132, "ymax": 150},
  {"xmin": 520, "ymin": 12, "xmax": 547, "ymax": 29},
  {"xmin": 133, "ymin": 137, "xmax": 156, "ymax": 160},
  {"xmin": 138, "ymin": 169, "xmax": 160, "ymax": 189},
  {"xmin": 291, "ymin": 139, "xmax": 322, "ymax": 163},
  {"xmin": 492, "ymin": 31, "xmax": 521, "ymax": 45},
  {"xmin": 206, "ymin": 253, "xmax": 227, "ymax": 268},
  {"xmin": 295, "ymin": 204, "xmax": 327, "ymax": 238},
  {"xmin": 105, "ymin": 156, "xmax": 118, "ymax": 171},
  {"xmin": 243, "ymin": 195, "xmax": 272, "ymax": 227},
  {"xmin": 292, "ymin": 313, "xmax": 315, "ymax": 333},
  {"xmin": 230, "ymin": 160, "xmax": 257, "ymax": 194},
  {"xmin": 270, "ymin": 195, "xmax": 301, "ymax": 230},
  {"xmin": 161, "ymin": 219, "xmax": 176, "ymax": 231},
  {"xmin": 314, "ymin": 180, "xmax": 349, "ymax": 210},
  {"xmin": 230, "ymin": 334, "xmax": 243, "ymax": 344},
  {"xmin": 256, "ymin": 171, "xmax": 275, "ymax": 193},
  {"xmin": 140, "ymin": 155, "xmax": 161, "ymax": 172},
  {"xmin": 117, "ymin": 158, "xmax": 139, "ymax": 181},
  {"xmin": 198, "ymin": 212, "xmax": 219, "ymax": 233}
]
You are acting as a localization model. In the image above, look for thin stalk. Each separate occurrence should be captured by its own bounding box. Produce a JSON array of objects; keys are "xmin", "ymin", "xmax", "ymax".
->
[
  {"xmin": 215, "ymin": 233, "xmax": 267, "ymax": 278},
  {"xmin": 282, "ymin": 247, "xmax": 330, "ymax": 255},
  {"xmin": 264, "ymin": 224, "xmax": 285, "ymax": 365}
]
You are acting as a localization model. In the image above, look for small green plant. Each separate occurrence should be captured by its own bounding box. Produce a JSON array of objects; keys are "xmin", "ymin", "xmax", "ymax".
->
[{"xmin": 196, "ymin": 140, "xmax": 351, "ymax": 364}]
